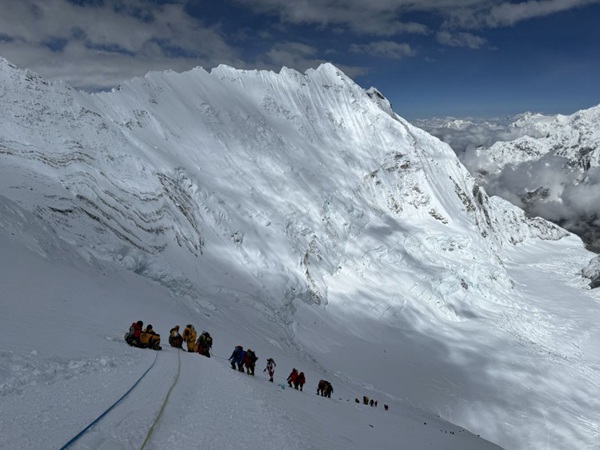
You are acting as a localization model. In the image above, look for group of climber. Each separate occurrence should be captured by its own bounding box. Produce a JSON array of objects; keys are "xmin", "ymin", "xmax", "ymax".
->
[
  {"xmin": 228, "ymin": 348, "xmax": 280, "ymax": 385},
  {"xmin": 125, "ymin": 321, "xmax": 212, "ymax": 356},
  {"xmin": 125, "ymin": 322, "xmax": 335, "ymax": 400},
  {"xmin": 286, "ymin": 372, "xmax": 334, "ymax": 398},
  {"xmin": 228, "ymin": 350, "xmax": 329, "ymax": 397},
  {"xmin": 228, "ymin": 345, "xmax": 259, "ymax": 375},
  {"xmin": 317, "ymin": 379, "xmax": 334, "ymax": 398},
  {"xmin": 125, "ymin": 321, "xmax": 162, "ymax": 350},
  {"xmin": 355, "ymin": 396, "xmax": 384, "ymax": 409},
  {"xmin": 168, "ymin": 324, "xmax": 213, "ymax": 357},
  {"xmin": 286, "ymin": 368, "xmax": 306, "ymax": 391}
]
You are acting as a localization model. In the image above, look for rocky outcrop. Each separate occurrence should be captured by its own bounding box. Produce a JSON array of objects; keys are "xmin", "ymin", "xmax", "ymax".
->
[{"xmin": 583, "ymin": 256, "xmax": 600, "ymax": 288}]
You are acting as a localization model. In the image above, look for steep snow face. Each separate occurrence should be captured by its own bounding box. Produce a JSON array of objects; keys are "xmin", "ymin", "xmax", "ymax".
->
[
  {"xmin": 0, "ymin": 58, "xmax": 568, "ymax": 306},
  {"xmin": 1, "ymin": 57, "xmax": 599, "ymax": 450}
]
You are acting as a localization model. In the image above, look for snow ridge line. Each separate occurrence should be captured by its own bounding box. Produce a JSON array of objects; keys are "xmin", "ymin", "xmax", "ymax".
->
[
  {"xmin": 140, "ymin": 349, "xmax": 182, "ymax": 449},
  {"xmin": 59, "ymin": 351, "xmax": 159, "ymax": 450}
]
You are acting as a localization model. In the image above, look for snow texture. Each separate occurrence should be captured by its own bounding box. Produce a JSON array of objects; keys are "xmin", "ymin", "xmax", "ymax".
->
[{"xmin": 0, "ymin": 57, "xmax": 599, "ymax": 450}]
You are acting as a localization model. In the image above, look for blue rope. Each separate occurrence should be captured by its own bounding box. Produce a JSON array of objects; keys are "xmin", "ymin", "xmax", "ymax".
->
[{"xmin": 59, "ymin": 351, "xmax": 159, "ymax": 450}]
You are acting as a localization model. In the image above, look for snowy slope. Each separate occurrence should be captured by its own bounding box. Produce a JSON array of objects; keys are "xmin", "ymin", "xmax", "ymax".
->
[
  {"xmin": 0, "ymin": 196, "xmax": 500, "ymax": 450},
  {"xmin": 1, "ymin": 57, "xmax": 599, "ymax": 450}
]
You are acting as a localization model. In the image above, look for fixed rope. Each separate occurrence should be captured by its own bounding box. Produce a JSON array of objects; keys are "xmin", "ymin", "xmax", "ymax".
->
[
  {"xmin": 140, "ymin": 348, "xmax": 182, "ymax": 449},
  {"xmin": 59, "ymin": 351, "xmax": 159, "ymax": 450}
]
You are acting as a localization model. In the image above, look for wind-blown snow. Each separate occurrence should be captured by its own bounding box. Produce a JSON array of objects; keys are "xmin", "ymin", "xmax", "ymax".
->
[{"xmin": 0, "ymin": 57, "xmax": 599, "ymax": 450}]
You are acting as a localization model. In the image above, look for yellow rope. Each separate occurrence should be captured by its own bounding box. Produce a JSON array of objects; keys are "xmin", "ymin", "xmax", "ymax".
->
[{"xmin": 140, "ymin": 349, "xmax": 181, "ymax": 449}]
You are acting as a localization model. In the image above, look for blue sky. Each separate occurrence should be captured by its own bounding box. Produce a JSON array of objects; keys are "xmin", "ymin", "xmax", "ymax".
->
[{"xmin": 0, "ymin": 0, "xmax": 598, "ymax": 120}]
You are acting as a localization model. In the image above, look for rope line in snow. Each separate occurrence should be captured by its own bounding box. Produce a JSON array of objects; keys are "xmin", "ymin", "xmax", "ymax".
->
[
  {"xmin": 60, "ymin": 345, "xmax": 367, "ymax": 449},
  {"xmin": 59, "ymin": 351, "xmax": 159, "ymax": 450},
  {"xmin": 140, "ymin": 347, "xmax": 182, "ymax": 449}
]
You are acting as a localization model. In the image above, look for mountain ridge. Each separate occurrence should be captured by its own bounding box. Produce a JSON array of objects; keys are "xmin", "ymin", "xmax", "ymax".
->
[
  {"xmin": 1, "ymin": 56, "xmax": 598, "ymax": 450},
  {"xmin": 415, "ymin": 105, "xmax": 600, "ymax": 256},
  {"xmin": 0, "ymin": 55, "xmax": 574, "ymax": 308}
]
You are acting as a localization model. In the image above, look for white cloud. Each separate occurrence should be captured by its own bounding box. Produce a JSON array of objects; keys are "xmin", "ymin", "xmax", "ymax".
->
[
  {"xmin": 261, "ymin": 41, "xmax": 367, "ymax": 78},
  {"xmin": 256, "ymin": 42, "xmax": 366, "ymax": 77},
  {"xmin": 349, "ymin": 40, "xmax": 416, "ymax": 59},
  {"xmin": 445, "ymin": 0, "xmax": 597, "ymax": 29},
  {"xmin": 233, "ymin": 0, "xmax": 430, "ymax": 36},
  {"xmin": 235, "ymin": 0, "xmax": 595, "ymax": 34},
  {"xmin": 436, "ymin": 31, "xmax": 487, "ymax": 49},
  {"xmin": 560, "ymin": 167, "xmax": 600, "ymax": 217},
  {"xmin": 0, "ymin": 0, "xmax": 242, "ymax": 90},
  {"xmin": 262, "ymin": 41, "xmax": 323, "ymax": 71},
  {"xmin": 0, "ymin": 0, "xmax": 596, "ymax": 91}
]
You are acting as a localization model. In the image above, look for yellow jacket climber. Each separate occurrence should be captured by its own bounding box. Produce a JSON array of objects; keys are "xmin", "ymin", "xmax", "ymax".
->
[
  {"xmin": 139, "ymin": 324, "xmax": 161, "ymax": 350},
  {"xmin": 182, "ymin": 324, "xmax": 197, "ymax": 352}
]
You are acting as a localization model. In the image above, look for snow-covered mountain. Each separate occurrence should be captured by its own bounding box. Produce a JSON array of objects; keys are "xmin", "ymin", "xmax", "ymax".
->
[
  {"xmin": 1, "ymin": 57, "xmax": 599, "ymax": 450},
  {"xmin": 416, "ymin": 107, "xmax": 600, "ymax": 255}
]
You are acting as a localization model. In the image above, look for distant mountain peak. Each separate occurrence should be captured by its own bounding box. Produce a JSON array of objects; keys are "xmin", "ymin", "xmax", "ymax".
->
[{"xmin": 416, "ymin": 104, "xmax": 600, "ymax": 259}]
